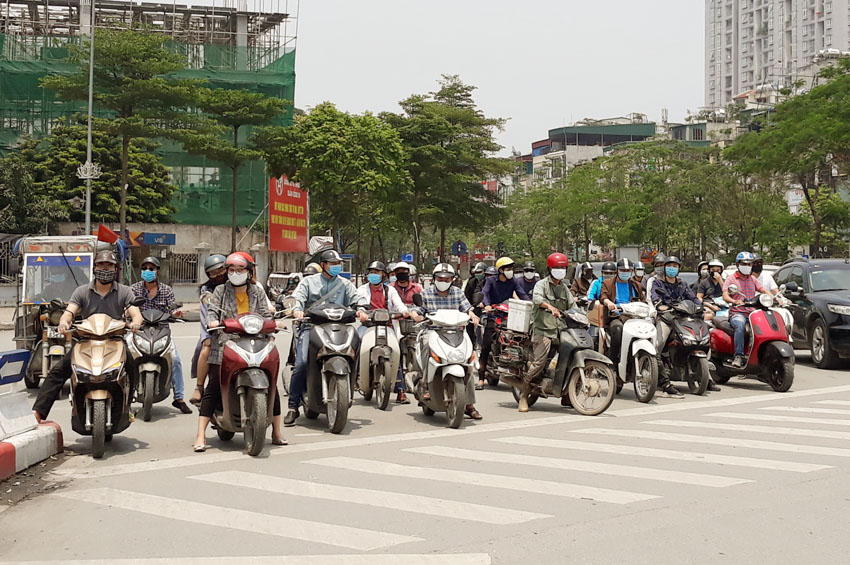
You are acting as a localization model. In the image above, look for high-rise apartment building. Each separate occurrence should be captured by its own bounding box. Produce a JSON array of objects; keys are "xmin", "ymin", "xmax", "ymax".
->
[{"xmin": 705, "ymin": 0, "xmax": 850, "ymax": 108}]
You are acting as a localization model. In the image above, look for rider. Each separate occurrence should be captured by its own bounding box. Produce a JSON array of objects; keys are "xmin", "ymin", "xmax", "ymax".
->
[
  {"xmin": 649, "ymin": 255, "xmax": 693, "ymax": 399},
  {"xmin": 391, "ymin": 261, "xmax": 423, "ymax": 306},
  {"xmin": 387, "ymin": 262, "xmax": 399, "ymax": 285},
  {"xmin": 518, "ymin": 261, "xmax": 539, "ymax": 296},
  {"xmin": 285, "ymin": 249, "xmax": 369, "ymax": 426},
  {"xmin": 478, "ymin": 257, "xmax": 530, "ymax": 389},
  {"xmin": 190, "ymin": 254, "xmax": 227, "ymax": 406},
  {"xmin": 522, "ymin": 253, "xmax": 575, "ymax": 412},
  {"xmin": 303, "ymin": 263, "xmax": 321, "ymax": 276},
  {"xmin": 632, "ymin": 262, "xmax": 647, "ymax": 286},
  {"xmin": 411, "ymin": 263, "xmax": 482, "ymax": 420},
  {"xmin": 600, "ymin": 258, "xmax": 645, "ymax": 365},
  {"xmin": 32, "ymin": 250, "xmax": 143, "ymax": 422},
  {"xmin": 644, "ymin": 253, "xmax": 667, "ymax": 295},
  {"xmin": 130, "ymin": 256, "xmax": 192, "ymax": 414},
  {"xmin": 194, "ymin": 252, "xmax": 286, "ymax": 451},
  {"xmin": 587, "ymin": 261, "xmax": 616, "ymax": 303},
  {"xmin": 723, "ymin": 252, "xmax": 766, "ymax": 368},
  {"xmin": 570, "ymin": 262, "xmax": 596, "ymax": 297},
  {"xmin": 484, "ymin": 265, "xmax": 497, "ymax": 280},
  {"xmin": 753, "ymin": 254, "xmax": 779, "ymax": 296},
  {"xmin": 696, "ymin": 259, "xmax": 725, "ymax": 321},
  {"xmin": 464, "ymin": 262, "xmax": 488, "ymax": 345}
]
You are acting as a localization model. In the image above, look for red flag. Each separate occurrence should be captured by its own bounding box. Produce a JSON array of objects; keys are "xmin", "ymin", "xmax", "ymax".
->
[{"xmin": 97, "ymin": 224, "xmax": 119, "ymax": 244}]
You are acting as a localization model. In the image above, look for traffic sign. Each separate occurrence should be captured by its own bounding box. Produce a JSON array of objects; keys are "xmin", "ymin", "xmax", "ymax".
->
[{"xmin": 401, "ymin": 253, "xmax": 413, "ymax": 262}]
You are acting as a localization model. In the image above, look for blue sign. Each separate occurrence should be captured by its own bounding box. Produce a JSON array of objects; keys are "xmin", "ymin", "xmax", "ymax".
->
[
  {"xmin": 401, "ymin": 253, "xmax": 413, "ymax": 263},
  {"xmin": 0, "ymin": 349, "xmax": 31, "ymax": 386},
  {"xmin": 451, "ymin": 240, "xmax": 468, "ymax": 256},
  {"xmin": 25, "ymin": 255, "xmax": 91, "ymax": 268},
  {"xmin": 141, "ymin": 233, "xmax": 176, "ymax": 246}
]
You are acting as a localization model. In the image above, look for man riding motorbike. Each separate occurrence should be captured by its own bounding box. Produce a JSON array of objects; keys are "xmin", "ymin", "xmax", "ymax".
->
[
  {"xmin": 753, "ymin": 254, "xmax": 779, "ymax": 296},
  {"xmin": 723, "ymin": 251, "xmax": 766, "ymax": 369},
  {"xmin": 632, "ymin": 262, "xmax": 647, "ymax": 286},
  {"xmin": 696, "ymin": 259, "xmax": 725, "ymax": 321},
  {"xmin": 130, "ymin": 256, "xmax": 192, "ymax": 414},
  {"xmin": 464, "ymin": 262, "xmax": 488, "ymax": 345},
  {"xmin": 570, "ymin": 262, "xmax": 596, "ymax": 297},
  {"xmin": 644, "ymin": 253, "xmax": 667, "ymax": 295},
  {"xmin": 518, "ymin": 261, "xmax": 539, "ymax": 296},
  {"xmin": 649, "ymin": 255, "xmax": 694, "ymax": 398},
  {"xmin": 391, "ymin": 261, "xmax": 423, "ymax": 306},
  {"xmin": 521, "ymin": 253, "xmax": 574, "ymax": 412},
  {"xmin": 190, "ymin": 254, "xmax": 227, "ymax": 406},
  {"xmin": 600, "ymin": 258, "xmax": 645, "ymax": 365},
  {"xmin": 587, "ymin": 261, "xmax": 616, "ymax": 303}
]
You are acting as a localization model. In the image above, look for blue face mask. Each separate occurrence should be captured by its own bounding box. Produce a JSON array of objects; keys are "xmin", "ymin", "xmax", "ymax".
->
[
  {"xmin": 367, "ymin": 273, "xmax": 382, "ymax": 285},
  {"xmin": 618, "ymin": 272, "xmax": 630, "ymax": 282},
  {"xmin": 665, "ymin": 266, "xmax": 679, "ymax": 278},
  {"xmin": 389, "ymin": 276, "xmax": 397, "ymax": 284},
  {"xmin": 141, "ymin": 269, "xmax": 157, "ymax": 283},
  {"xmin": 327, "ymin": 265, "xmax": 342, "ymax": 277}
]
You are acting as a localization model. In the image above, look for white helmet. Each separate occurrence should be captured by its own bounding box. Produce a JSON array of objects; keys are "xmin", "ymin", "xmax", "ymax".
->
[
  {"xmin": 433, "ymin": 263, "xmax": 455, "ymax": 277},
  {"xmin": 394, "ymin": 261, "xmax": 411, "ymax": 271}
]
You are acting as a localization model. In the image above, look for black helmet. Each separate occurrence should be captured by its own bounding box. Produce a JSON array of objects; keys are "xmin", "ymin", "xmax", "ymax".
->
[
  {"xmin": 367, "ymin": 260, "xmax": 387, "ymax": 273},
  {"xmin": 320, "ymin": 249, "xmax": 342, "ymax": 263},
  {"xmin": 653, "ymin": 253, "xmax": 667, "ymax": 267},
  {"xmin": 94, "ymin": 250, "xmax": 118, "ymax": 265},
  {"xmin": 635, "ymin": 261, "xmax": 646, "ymax": 273},
  {"xmin": 753, "ymin": 253, "xmax": 763, "ymax": 264},
  {"xmin": 601, "ymin": 261, "xmax": 616, "ymax": 274},
  {"xmin": 303, "ymin": 262, "xmax": 321, "ymax": 276},
  {"xmin": 141, "ymin": 256, "xmax": 161, "ymax": 269},
  {"xmin": 204, "ymin": 254, "xmax": 226, "ymax": 274},
  {"xmin": 665, "ymin": 255, "xmax": 681, "ymax": 266},
  {"xmin": 473, "ymin": 262, "xmax": 487, "ymax": 273},
  {"xmin": 523, "ymin": 261, "xmax": 536, "ymax": 272},
  {"xmin": 616, "ymin": 258, "xmax": 633, "ymax": 271},
  {"xmin": 485, "ymin": 266, "xmax": 498, "ymax": 277},
  {"xmin": 580, "ymin": 261, "xmax": 593, "ymax": 272}
]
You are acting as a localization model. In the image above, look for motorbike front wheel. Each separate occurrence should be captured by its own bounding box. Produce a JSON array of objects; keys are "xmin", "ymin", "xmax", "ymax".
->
[
  {"xmin": 327, "ymin": 376, "xmax": 350, "ymax": 434},
  {"xmin": 567, "ymin": 360, "xmax": 616, "ymax": 416},
  {"xmin": 376, "ymin": 364, "xmax": 392, "ymax": 411},
  {"xmin": 142, "ymin": 372, "xmax": 155, "ymax": 422},
  {"xmin": 686, "ymin": 355, "xmax": 710, "ymax": 395},
  {"xmin": 765, "ymin": 349, "xmax": 794, "ymax": 392},
  {"xmin": 244, "ymin": 390, "xmax": 268, "ymax": 456},
  {"xmin": 633, "ymin": 352, "xmax": 658, "ymax": 403},
  {"xmin": 445, "ymin": 377, "xmax": 466, "ymax": 429},
  {"xmin": 91, "ymin": 399, "xmax": 107, "ymax": 459}
]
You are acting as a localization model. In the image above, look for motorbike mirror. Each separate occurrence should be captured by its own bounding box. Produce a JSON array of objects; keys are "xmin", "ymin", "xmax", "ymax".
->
[
  {"xmin": 130, "ymin": 295, "xmax": 146, "ymax": 307},
  {"xmin": 727, "ymin": 284, "xmax": 739, "ymax": 295},
  {"xmin": 412, "ymin": 293, "xmax": 424, "ymax": 307},
  {"xmin": 171, "ymin": 302, "xmax": 183, "ymax": 310},
  {"xmin": 200, "ymin": 291, "xmax": 214, "ymax": 306}
]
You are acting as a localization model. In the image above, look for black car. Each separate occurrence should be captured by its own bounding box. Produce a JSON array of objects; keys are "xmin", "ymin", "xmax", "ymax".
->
[{"xmin": 774, "ymin": 258, "xmax": 850, "ymax": 368}]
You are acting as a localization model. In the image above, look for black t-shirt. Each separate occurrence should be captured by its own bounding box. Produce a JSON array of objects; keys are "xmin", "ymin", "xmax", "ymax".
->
[{"xmin": 697, "ymin": 278, "xmax": 723, "ymax": 300}]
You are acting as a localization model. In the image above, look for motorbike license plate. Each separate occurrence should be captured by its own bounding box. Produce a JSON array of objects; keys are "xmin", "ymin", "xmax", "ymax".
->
[{"xmin": 46, "ymin": 327, "xmax": 64, "ymax": 339}]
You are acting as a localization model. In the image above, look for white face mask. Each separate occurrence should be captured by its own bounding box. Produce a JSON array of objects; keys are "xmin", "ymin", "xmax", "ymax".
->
[
  {"xmin": 635, "ymin": 270, "xmax": 645, "ymax": 278},
  {"xmin": 435, "ymin": 280, "xmax": 452, "ymax": 292},
  {"xmin": 550, "ymin": 268, "xmax": 567, "ymax": 281},
  {"xmin": 503, "ymin": 270, "xmax": 514, "ymax": 280},
  {"xmin": 228, "ymin": 271, "xmax": 249, "ymax": 286},
  {"xmin": 524, "ymin": 272, "xmax": 535, "ymax": 281},
  {"xmin": 738, "ymin": 265, "xmax": 752, "ymax": 276}
]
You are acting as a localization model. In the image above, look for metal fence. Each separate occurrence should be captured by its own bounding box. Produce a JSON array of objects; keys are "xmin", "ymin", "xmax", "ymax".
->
[
  {"xmin": 169, "ymin": 253, "xmax": 199, "ymax": 284},
  {"xmin": 0, "ymin": 238, "xmax": 16, "ymax": 284}
]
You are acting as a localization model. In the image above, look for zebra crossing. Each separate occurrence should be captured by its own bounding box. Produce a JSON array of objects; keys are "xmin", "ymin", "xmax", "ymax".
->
[{"xmin": 26, "ymin": 393, "xmax": 850, "ymax": 561}]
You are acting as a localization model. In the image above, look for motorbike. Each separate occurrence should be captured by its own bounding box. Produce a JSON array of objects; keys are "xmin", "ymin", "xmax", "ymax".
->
[
  {"xmin": 408, "ymin": 309, "xmax": 476, "ymax": 429},
  {"xmin": 709, "ymin": 283, "xmax": 796, "ymax": 392},
  {"xmin": 125, "ymin": 303, "xmax": 183, "ymax": 422},
  {"xmin": 483, "ymin": 303, "xmax": 532, "ymax": 389},
  {"xmin": 357, "ymin": 308, "xmax": 402, "ymax": 410},
  {"xmin": 597, "ymin": 301, "xmax": 658, "ymax": 403},
  {"xmin": 208, "ymin": 310, "xmax": 280, "ymax": 456},
  {"xmin": 69, "ymin": 295, "xmax": 145, "ymax": 459},
  {"xmin": 502, "ymin": 309, "xmax": 617, "ymax": 416},
  {"xmin": 481, "ymin": 301, "xmax": 511, "ymax": 387},
  {"xmin": 25, "ymin": 299, "xmax": 71, "ymax": 389},
  {"xmin": 658, "ymin": 300, "xmax": 711, "ymax": 395}
]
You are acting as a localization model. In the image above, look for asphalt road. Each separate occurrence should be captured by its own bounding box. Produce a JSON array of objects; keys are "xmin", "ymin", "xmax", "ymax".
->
[{"xmin": 1, "ymin": 322, "xmax": 849, "ymax": 564}]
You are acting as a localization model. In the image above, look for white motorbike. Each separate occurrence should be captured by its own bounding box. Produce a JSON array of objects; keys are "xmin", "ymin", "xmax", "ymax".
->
[
  {"xmin": 357, "ymin": 308, "xmax": 402, "ymax": 410},
  {"xmin": 598, "ymin": 301, "xmax": 658, "ymax": 403}
]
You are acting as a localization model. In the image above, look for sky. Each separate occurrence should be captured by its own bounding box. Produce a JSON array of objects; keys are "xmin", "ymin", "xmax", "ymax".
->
[{"xmin": 293, "ymin": 0, "xmax": 706, "ymax": 156}]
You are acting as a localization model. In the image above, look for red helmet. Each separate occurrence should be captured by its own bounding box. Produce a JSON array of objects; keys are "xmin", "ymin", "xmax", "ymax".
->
[
  {"xmin": 547, "ymin": 253, "xmax": 568, "ymax": 269},
  {"xmin": 225, "ymin": 252, "xmax": 254, "ymax": 269}
]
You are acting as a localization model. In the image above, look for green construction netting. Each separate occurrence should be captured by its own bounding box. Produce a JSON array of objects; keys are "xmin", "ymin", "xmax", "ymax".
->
[{"xmin": 0, "ymin": 33, "xmax": 295, "ymax": 227}]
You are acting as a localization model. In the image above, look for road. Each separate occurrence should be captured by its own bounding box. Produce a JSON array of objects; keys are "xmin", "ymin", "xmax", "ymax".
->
[{"xmin": 1, "ymin": 322, "xmax": 849, "ymax": 564}]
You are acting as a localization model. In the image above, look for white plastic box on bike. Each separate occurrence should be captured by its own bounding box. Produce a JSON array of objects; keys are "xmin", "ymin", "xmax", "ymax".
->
[{"xmin": 506, "ymin": 299, "xmax": 533, "ymax": 333}]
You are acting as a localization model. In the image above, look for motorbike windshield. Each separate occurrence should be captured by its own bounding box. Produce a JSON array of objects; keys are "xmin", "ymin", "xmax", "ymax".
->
[{"xmin": 23, "ymin": 254, "xmax": 91, "ymax": 304}]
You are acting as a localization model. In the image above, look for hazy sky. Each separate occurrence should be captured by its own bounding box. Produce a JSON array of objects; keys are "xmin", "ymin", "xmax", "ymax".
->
[{"xmin": 294, "ymin": 0, "xmax": 705, "ymax": 155}]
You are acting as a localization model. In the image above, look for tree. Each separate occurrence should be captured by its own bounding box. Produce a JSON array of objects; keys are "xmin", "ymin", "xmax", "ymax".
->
[
  {"xmin": 0, "ymin": 153, "xmax": 68, "ymax": 234},
  {"xmin": 41, "ymin": 28, "xmax": 201, "ymax": 235}
]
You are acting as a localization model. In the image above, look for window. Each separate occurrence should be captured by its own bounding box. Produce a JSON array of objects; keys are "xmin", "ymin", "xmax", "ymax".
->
[
  {"xmin": 774, "ymin": 267, "xmax": 790, "ymax": 286},
  {"xmin": 788, "ymin": 266, "xmax": 806, "ymax": 290},
  {"xmin": 825, "ymin": 1, "xmax": 832, "ymax": 12},
  {"xmin": 826, "ymin": 18, "xmax": 832, "ymax": 29},
  {"xmin": 826, "ymin": 34, "xmax": 832, "ymax": 45},
  {"xmin": 692, "ymin": 128, "xmax": 705, "ymax": 141}
]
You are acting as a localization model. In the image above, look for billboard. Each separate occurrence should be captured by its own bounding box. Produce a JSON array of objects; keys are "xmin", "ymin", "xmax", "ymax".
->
[{"xmin": 269, "ymin": 176, "xmax": 309, "ymax": 253}]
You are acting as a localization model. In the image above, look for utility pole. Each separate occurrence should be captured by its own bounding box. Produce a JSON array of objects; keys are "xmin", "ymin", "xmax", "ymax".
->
[{"xmin": 76, "ymin": 0, "xmax": 101, "ymax": 234}]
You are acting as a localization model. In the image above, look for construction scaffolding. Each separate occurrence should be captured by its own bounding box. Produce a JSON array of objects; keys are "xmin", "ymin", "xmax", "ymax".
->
[{"xmin": 0, "ymin": 0, "xmax": 297, "ymax": 226}]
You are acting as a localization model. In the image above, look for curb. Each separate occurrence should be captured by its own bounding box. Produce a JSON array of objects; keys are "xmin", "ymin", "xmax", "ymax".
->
[{"xmin": 0, "ymin": 421, "xmax": 63, "ymax": 482}]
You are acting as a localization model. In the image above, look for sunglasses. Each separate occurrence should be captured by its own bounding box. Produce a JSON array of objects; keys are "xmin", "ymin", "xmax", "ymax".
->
[{"xmin": 141, "ymin": 266, "xmax": 158, "ymax": 271}]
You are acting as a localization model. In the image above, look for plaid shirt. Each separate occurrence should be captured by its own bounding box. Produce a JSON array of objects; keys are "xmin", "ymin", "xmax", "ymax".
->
[
  {"xmin": 420, "ymin": 286, "xmax": 473, "ymax": 314},
  {"xmin": 130, "ymin": 281, "xmax": 177, "ymax": 314}
]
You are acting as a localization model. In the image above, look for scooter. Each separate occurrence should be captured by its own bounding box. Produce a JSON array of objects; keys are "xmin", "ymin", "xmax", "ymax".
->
[
  {"xmin": 709, "ymin": 284, "xmax": 796, "ymax": 392},
  {"xmin": 126, "ymin": 303, "xmax": 183, "ymax": 422},
  {"xmin": 658, "ymin": 300, "xmax": 711, "ymax": 395},
  {"xmin": 357, "ymin": 308, "xmax": 401, "ymax": 410},
  {"xmin": 408, "ymin": 309, "xmax": 475, "ymax": 429},
  {"xmin": 598, "ymin": 301, "xmax": 658, "ymax": 403},
  {"xmin": 25, "ymin": 298, "xmax": 71, "ymax": 389},
  {"xmin": 505, "ymin": 308, "xmax": 617, "ymax": 415},
  {"xmin": 208, "ymin": 311, "xmax": 280, "ymax": 456},
  {"xmin": 484, "ymin": 303, "xmax": 532, "ymax": 388},
  {"xmin": 69, "ymin": 295, "xmax": 145, "ymax": 459}
]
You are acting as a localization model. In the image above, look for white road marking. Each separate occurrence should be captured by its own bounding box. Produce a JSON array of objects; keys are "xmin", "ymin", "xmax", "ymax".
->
[
  {"xmin": 51, "ymin": 383, "xmax": 850, "ymax": 480},
  {"xmin": 812, "ymin": 400, "xmax": 850, "ymax": 406},
  {"xmin": 192, "ymin": 470, "xmax": 549, "ymax": 525},
  {"xmin": 711, "ymin": 412, "xmax": 850, "ymax": 427},
  {"xmin": 647, "ymin": 419, "xmax": 850, "ymax": 440},
  {"xmin": 405, "ymin": 446, "xmax": 751, "ymax": 488},
  {"xmin": 0, "ymin": 556, "xmax": 491, "ymax": 565},
  {"xmin": 54, "ymin": 488, "xmax": 420, "ymax": 551},
  {"xmin": 496, "ymin": 436, "xmax": 832, "ymax": 472},
  {"xmin": 760, "ymin": 406, "xmax": 850, "ymax": 416},
  {"xmin": 570, "ymin": 428, "xmax": 850, "ymax": 458},
  {"xmin": 305, "ymin": 456, "xmax": 658, "ymax": 505}
]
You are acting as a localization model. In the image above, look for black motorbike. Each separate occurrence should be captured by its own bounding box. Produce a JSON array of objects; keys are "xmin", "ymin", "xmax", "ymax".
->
[
  {"xmin": 658, "ymin": 300, "xmax": 711, "ymax": 395},
  {"xmin": 25, "ymin": 298, "xmax": 71, "ymax": 389}
]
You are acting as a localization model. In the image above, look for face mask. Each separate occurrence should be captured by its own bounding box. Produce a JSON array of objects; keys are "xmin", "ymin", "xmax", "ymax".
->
[
  {"xmin": 738, "ymin": 265, "xmax": 752, "ymax": 276},
  {"xmin": 435, "ymin": 280, "xmax": 452, "ymax": 292},
  {"xmin": 550, "ymin": 268, "xmax": 567, "ymax": 281},
  {"xmin": 210, "ymin": 274, "xmax": 227, "ymax": 287},
  {"xmin": 327, "ymin": 264, "xmax": 342, "ymax": 277},
  {"xmin": 141, "ymin": 270, "xmax": 157, "ymax": 283},
  {"xmin": 94, "ymin": 269, "xmax": 115, "ymax": 284},
  {"xmin": 618, "ymin": 272, "xmax": 630, "ymax": 282},
  {"xmin": 700, "ymin": 269, "xmax": 709, "ymax": 279},
  {"xmin": 503, "ymin": 270, "xmax": 514, "ymax": 280},
  {"xmin": 635, "ymin": 270, "xmax": 645, "ymax": 278},
  {"xmin": 603, "ymin": 274, "xmax": 614, "ymax": 280},
  {"xmin": 583, "ymin": 272, "xmax": 593, "ymax": 280},
  {"xmin": 665, "ymin": 266, "xmax": 679, "ymax": 278},
  {"xmin": 367, "ymin": 273, "xmax": 382, "ymax": 285},
  {"xmin": 753, "ymin": 264, "xmax": 763, "ymax": 275},
  {"xmin": 228, "ymin": 271, "xmax": 248, "ymax": 286},
  {"xmin": 396, "ymin": 272, "xmax": 410, "ymax": 282},
  {"xmin": 475, "ymin": 273, "xmax": 484, "ymax": 281},
  {"xmin": 388, "ymin": 275, "xmax": 397, "ymax": 284},
  {"xmin": 524, "ymin": 272, "xmax": 535, "ymax": 281}
]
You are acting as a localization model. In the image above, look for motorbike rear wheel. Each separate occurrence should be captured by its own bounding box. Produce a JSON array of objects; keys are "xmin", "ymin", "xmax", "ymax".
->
[
  {"xmin": 142, "ymin": 372, "xmax": 155, "ymax": 422},
  {"xmin": 567, "ymin": 360, "xmax": 615, "ymax": 416},
  {"xmin": 91, "ymin": 400, "xmax": 107, "ymax": 459},
  {"xmin": 376, "ymin": 364, "xmax": 392, "ymax": 411},
  {"xmin": 445, "ymin": 376, "xmax": 466, "ymax": 429},
  {"xmin": 510, "ymin": 386, "xmax": 539, "ymax": 407},
  {"xmin": 217, "ymin": 429, "xmax": 235, "ymax": 441},
  {"xmin": 633, "ymin": 352, "xmax": 658, "ymax": 403},
  {"xmin": 686, "ymin": 356, "xmax": 710, "ymax": 395},
  {"xmin": 244, "ymin": 390, "xmax": 268, "ymax": 456},
  {"xmin": 327, "ymin": 377, "xmax": 350, "ymax": 434}
]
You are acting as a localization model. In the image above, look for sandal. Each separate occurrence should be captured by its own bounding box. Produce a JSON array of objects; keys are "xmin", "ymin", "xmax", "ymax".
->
[
  {"xmin": 189, "ymin": 386, "xmax": 203, "ymax": 407},
  {"xmin": 193, "ymin": 444, "xmax": 208, "ymax": 452},
  {"xmin": 272, "ymin": 437, "xmax": 289, "ymax": 446},
  {"xmin": 474, "ymin": 382, "xmax": 484, "ymax": 391}
]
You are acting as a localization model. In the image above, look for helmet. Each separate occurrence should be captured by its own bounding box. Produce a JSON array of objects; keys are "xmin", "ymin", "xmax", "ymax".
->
[
  {"xmin": 616, "ymin": 258, "xmax": 633, "ymax": 271},
  {"xmin": 303, "ymin": 262, "xmax": 321, "ymax": 275},
  {"xmin": 321, "ymin": 249, "xmax": 342, "ymax": 263},
  {"xmin": 601, "ymin": 261, "xmax": 616, "ymax": 274},
  {"xmin": 231, "ymin": 251, "xmax": 255, "ymax": 267},
  {"xmin": 204, "ymin": 254, "xmax": 227, "ymax": 274},
  {"xmin": 736, "ymin": 251, "xmax": 755, "ymax": 264},
  {"xmin": 367, "ymin": 260, "xmax": 387, "ymax": 273},
  {"xmin": 409, "ymin": 265, "xmax": 417, "ymax": 276},
  {"xmin": 579, "ymin": 261, "xmax": 593, "ymax": 272},
  {"xmin": 547, "ymin": 253, "xmax": 569, "ymax": 269},
  {"xmin": 387, "ymin": 262, "xmax": 398, "ymax": 273},
  {"xmin": 473, "ymin": 262, "xmax": 487, "ymax": 273},
  {"xmin": 495, "ymin": 257, "xmax": 515, "ymax": 271},
  {"xmin": 708, "ymin": 259, "xmax": 724, "ymax": 270},
  {"xmin": 653, "ymin": 253, "xmax": 667, "ymax": 267},
  {"xmin": 225, "ymin": 252, "xmax": 251, "ymax": 270},
  {"xmin": 665, "ymin": 255, "xmax": 681, "ymax": 266},
  {"xmin": 94, "ymin": 250, "xmax": 118, "ymax": 265},
  {"xmin": 394, "ymin": 261, "xmax": 411, "ymax": 272},
  {"xmin": 523, "ymin": 261, "xmax": 536, "ymax": 272},
  {"xmin": 634, "ymin": 261, "xmax": 646, "ymax": 273},
  {"xmin": 433, "ymin": 263, "xmax": 455, "ymax": 277},
  {"xmin": 140, "ymin": 256, "xmax": 160, "ymax": 269},
  {"xmin": 753, "ymin": 253, "xmax": 763, "ymax": 263},
  {"xmin": 485, "ymin": 266, "xmax": 497, "ymax": 277},
  {"xmin": 697, "ymin": 260, "xmax": 708, "ymax": 272}
]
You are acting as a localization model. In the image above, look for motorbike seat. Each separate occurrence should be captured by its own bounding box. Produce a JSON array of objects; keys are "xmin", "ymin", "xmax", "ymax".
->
[{"xmin": 715, "ymin": 319, "xmax": 735, "ymax": 336}]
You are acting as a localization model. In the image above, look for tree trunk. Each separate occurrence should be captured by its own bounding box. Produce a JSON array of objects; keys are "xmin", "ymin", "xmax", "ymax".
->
[
  {"xmin": 119, "ymin": 134, "xmax": 130, "ymax": 238},
  {"xmin": 377, "ymin": 229, "xmax": 386, "ymax": 261},
  {"xmin": 439, "ymin": 225, "xmax": 446, "ymax": 263},
  {"xmin": 801, "ymin": 183, "xmax": 822, "ymax": 258},
  {"xmin": 412, "ymin": 194, "xmax": 421, "ymax": 271},
  {"xmin": 583, "ymin": 215, "xmax": 590, "ymax": 261},
  {"xmin": 333, "ymin": 218, "xmax": 340, "ymax": 251}
]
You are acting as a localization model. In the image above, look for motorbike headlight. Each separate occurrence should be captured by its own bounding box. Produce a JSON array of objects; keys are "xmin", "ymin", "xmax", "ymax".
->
[
  {"xmin": 134, "ymin": 335, "xmax": 151, "ymax": 355},
  {"xmin": 48, "ymin": 310, "xmax": 64, "ymax": 325},
  {"xmin": 759, "ymin": 294, "xmax": 775, "ymax": 308},
  {"xmin": 827, "ymin": 304, "xmax": 850, "ymax": 316},
  {"xmin": 681, "ymin": 335, "xmax": 697, "ymax": 345},
  {"xmin": 152, "ymin": 336, "xmax": 170, "ymax": 355},
  {"xmin": 241, "ymin": 314, "xmax": 264, "ymax": 335},
  {"xmin": 447, "ymin": 349, "xmax": 466, "ymax": 363},
  {"xmin": 700, "ymin": 335, "xmax": 710, "ymax": 344}
]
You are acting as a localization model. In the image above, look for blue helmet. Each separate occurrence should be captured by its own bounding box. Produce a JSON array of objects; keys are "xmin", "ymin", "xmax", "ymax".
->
[{"xmin": 736, "ymin": 251, "xmax": 755, "ymax": 264}]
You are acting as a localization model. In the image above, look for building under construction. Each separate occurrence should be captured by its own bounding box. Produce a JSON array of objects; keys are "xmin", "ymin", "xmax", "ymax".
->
[{"xmin": 0, "ymin": 0, "xmax": 297, "ymax": 225}]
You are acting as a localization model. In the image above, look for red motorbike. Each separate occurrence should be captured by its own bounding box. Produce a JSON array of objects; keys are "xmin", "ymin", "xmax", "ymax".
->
[
  {"xmin": 709, "ymin": 290, "xmax": 795, "ymax": 392},
  {"xmin": 210, "ymin": 313, "xmax": 280, "ymax": 456}
]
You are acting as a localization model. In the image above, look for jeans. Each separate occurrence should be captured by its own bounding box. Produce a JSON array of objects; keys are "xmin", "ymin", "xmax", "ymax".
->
[
  {"xmin": 288, "ymin": 324, "xmax": 311, "ymax": 410},
  {"xmin": 171, "ymin": 348, "xmax": 184, "ymax": 400},
  {"xmin": 730, "ymin": 314, "xmax": 748, "ymax": 357}
]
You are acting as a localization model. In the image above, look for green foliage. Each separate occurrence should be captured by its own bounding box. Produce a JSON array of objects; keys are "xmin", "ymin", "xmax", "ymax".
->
[{"xmin": 0, "ymin": 153, "xmax": 68, "ymax": 234}]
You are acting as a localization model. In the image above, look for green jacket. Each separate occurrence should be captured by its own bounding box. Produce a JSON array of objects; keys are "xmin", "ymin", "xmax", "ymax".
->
[{"xmin": 531, "ymin": 276, "xmax": 576, "ymax": 339}]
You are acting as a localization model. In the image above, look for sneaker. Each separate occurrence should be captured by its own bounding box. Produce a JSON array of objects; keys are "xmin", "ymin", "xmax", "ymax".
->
[
  {"xmin": 396, "ymin": 392, "xmax": 410, "ymax": 404},
  {"xmin": 283, "ymin": 408, "xmax": 299, "ymax": 427},
  {"xmin": 661, "ymin": 385, "xmax": 685, "ymax": 399},
  {"xmin": 731, "ymin": 355, "xmax": 745, "ymax": 369},
  {"xmin": 172, "ymin": 399, "xmax": 193, "ymax": 414},
  {"xmin": 707, "ymin": 379, "xmax": 721, "ymax": 392}
]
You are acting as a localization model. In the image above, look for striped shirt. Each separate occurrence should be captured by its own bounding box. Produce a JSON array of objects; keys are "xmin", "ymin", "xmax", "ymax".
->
[{"xmin": 723, "ymin": 272, "xmax": 765, "ymax": 315}]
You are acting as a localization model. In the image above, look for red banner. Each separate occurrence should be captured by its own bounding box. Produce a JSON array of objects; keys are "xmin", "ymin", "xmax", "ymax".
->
[{"xmin": 268, "ymin": 176, "xmax": 309, "ymax": 253}]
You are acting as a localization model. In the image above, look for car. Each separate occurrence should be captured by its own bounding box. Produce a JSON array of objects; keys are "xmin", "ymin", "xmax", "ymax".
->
[{"xmin": 773, "ymin": 258, "xmax": 850, "ymax": 368}]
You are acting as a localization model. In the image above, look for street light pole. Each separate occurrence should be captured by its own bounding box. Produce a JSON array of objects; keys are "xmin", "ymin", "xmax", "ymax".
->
[{"xmin": 84, "ymin": 0, "xmax": 96, "ymax": 234}]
